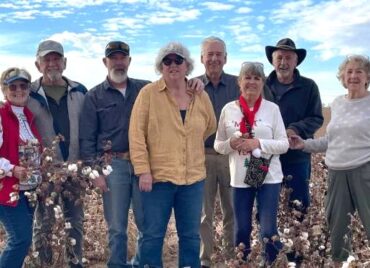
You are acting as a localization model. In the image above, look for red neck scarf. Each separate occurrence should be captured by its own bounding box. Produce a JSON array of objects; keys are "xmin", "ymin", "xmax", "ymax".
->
[{"xmin": 239, "ymin": 95, "xmax": 262, "ymax": 134}]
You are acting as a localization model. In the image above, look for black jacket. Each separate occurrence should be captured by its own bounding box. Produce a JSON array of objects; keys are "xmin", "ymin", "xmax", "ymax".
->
[{"xmin": 264, "ymin": 69, "xmax": 323, "ymax": 164}]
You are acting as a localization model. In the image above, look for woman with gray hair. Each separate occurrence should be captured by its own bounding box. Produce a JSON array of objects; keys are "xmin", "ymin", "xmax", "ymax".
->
[
  {"xmin": 129, "ymin": 41, "xmax": 216, "ymax": 267},
  {"xmin": 290, "ymin": 55, "xmax": 370, "ymax": 267},
  {"xmin": 214, "ymin": 62, "xmax": 288, "ymax": 265}
]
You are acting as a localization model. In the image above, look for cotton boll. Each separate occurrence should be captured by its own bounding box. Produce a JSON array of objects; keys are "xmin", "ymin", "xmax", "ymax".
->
[
  {"xmin": 233, "ymin": 131, "xmax": 243, "ymax": 138},
  {"xmin": 252, "ymin": 148, "xmax": 261, "ymax": 158},
  {"xmin": 102, "ymin": 165, "xmax": 113, "ymax": 176},
  {"xmin": 68, "ymin": 163, "xmax": 78, "ymax": 172}
]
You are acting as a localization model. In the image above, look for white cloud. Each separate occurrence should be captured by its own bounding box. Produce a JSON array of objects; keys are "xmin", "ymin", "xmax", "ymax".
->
[
  {"xmin": 201, "ymin": 2, "xmax": 234, "ymax": 11},
  {"xmin": 225, "ymin": 22, "xmax": 260, "ymax": 45},
  {"xmin": 304, "ymin": 70, "xmax": 343, "ymax": 105},
  {"xmin": 45, "ymin": 31, "xmax": 110, "ymax": 58},
  {"xmin": 271, "ymin": 0, "xmax": 370, "ymax": 59},
  {"xmin": 235, "ymin": 7, "xmax": 252, "ymax": 14},
  {"xmin": 7, "ymin": 10, "xmax": 39, "ymax": 21},
  {"xmin": 104, "ymin": 17, "xmax": 146, "ymax": 31},
  {"xmin": 40, "ymin": 0, "xmax": 143, "ymax": 9},
  {"xmin": 144, "ymin": 8, "xmax": 201, "ymax": 25},
  {"xmin": 39, "ymin": 9, "xmax": 74, "ymax": 18},
  {"xmin": 0, "ymin": 3, "xmax": 21, "ymax": 8},
  {"xmin": 239, "ymin": 44, "xmax": 265, "ymax": 54}
]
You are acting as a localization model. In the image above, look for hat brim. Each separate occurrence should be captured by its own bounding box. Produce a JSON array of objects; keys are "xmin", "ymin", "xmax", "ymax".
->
[
  {"xmin": 105, "ymin": 50, "xmax": 129, "ymax": 57},
  {"xmin": 265, "ymin": 46, "xmax": 307, "ymax": 66},
  {"xmin": 4, "ymin": 76, "xmax": 30, "ymax": 85},
  {"xmin": 38, "ymin": 49, "xmax": 64, "ymax": 57},
  {"xmin": 160, "ymin": 52, "xmax": 185, "ymax": 62}
]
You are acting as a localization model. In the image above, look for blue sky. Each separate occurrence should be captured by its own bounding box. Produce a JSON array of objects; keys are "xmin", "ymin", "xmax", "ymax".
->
[{"xmin": 0, "ymin": 0, "xmax": 369, "ymax": 104}]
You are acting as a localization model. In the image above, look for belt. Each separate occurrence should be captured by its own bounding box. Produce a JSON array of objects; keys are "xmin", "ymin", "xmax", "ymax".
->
[
  {"xmin": 205, "ymin": 148, "xmax": 219, "ymax": 155},
  {"xmin": 113, "ymin": 151, "xmax": 130, "ymax": 160}
]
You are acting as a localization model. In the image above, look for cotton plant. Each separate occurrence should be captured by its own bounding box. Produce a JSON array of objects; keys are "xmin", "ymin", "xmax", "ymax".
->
[
  {"xmin": 222, "ymin": 154, "xmax": 370, "ymax": 267},
  {"xmin": 12, "ymin": 136, "xmax": 115, "ymax": 267}
]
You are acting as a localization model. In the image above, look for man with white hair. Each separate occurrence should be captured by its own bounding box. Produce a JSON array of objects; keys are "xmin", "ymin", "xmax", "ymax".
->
[
  {"xmin": 28, "ymin": 39, "xmax": 87, "ymax": 268},
  {"xmin": 264, "ymin": 37, "xmax": 323, "ymax": 263},
  {"xmin": 197, "ymin": 36, "xmax": 239, "ymax": 267}
]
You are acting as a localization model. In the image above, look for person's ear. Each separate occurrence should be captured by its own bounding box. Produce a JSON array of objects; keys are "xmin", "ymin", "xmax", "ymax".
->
[{"xmin": 35, "ymin": 61, "xmax": 41, "ymax": 72}]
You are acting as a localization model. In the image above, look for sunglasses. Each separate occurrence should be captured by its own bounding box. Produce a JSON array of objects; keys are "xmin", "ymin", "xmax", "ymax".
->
[
  {"xmin": 242, "ymin": 61, "xmax": 264, "ymax": 68},
  {"xmin": 8, "ymin": 83, "xmax": 29, "ymax": 92},
  {"xmin": 162, "ymin": 56, "xmax": 184, "ymax": 66}
]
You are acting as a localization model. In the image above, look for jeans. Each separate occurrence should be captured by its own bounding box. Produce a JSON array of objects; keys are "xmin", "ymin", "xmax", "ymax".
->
[
  {"xmin": 103, "ymin": 158, "xmax": 144, "ymax": 268},
  {"xmin": 233, "ymin": 184, "xmax": 283, "ymax": 264},
  {"xmin": 0, "ymin": 192, "xmax": 35, "ymax": 268},
  {"xmin": 34, "ymin": 178, "xmax": 84, "ymax": 267},
  {"xmin": 282, "ymin": 160, "xmax": 311, "ymax": 214},
  {"xmin": 140, "ymin": 180, "xmax": 204, "ymax": 268}
]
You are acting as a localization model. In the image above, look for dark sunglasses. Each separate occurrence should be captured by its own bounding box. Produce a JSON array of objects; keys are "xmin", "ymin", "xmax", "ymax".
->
[
  {"xmin": 8, "ymin": 83, "xmax": 29, "ymax": 92},
  {"xmin": 162, "ymin": 56, "xmax": 184, "ymax": 66}
]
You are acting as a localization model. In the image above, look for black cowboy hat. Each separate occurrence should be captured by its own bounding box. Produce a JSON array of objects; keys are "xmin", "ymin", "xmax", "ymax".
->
[{"xmin": 265, "ymin": 38, "xmax": 307, "ymax": 66}]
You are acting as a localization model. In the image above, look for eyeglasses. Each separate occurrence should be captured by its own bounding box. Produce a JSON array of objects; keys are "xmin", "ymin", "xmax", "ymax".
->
[
  {"xmin": 162, "ymin": 56, "xmax": 185, "ymax": 66},
  {"xmin": 8, "ymin": 83, "xmax": 29, "ymax": 92}
]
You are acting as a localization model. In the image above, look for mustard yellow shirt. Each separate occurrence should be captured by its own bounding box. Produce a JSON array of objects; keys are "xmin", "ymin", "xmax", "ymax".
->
[{"xmin": 129, "ymin": 78, "xmax": 216, "ymax": 185}]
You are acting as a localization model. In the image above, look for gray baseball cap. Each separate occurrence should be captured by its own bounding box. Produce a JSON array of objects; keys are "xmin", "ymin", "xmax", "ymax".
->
[
  {"xmin": 3, "ymin": 68, "xmax": 31, "ymax": 85},
  {"xmin": 36, "ymin": 40, "xmax": 64, "ymax": 57}
]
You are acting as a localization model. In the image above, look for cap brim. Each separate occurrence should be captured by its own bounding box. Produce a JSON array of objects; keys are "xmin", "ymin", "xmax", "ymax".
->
[
  {"xmin": 4, "ymin": 76, "xmax": 30, "ymax": 85},
  {"xmin": 265, "ymin": 46, "xmax": 307, "ymax": 66},
  {"xmin": 106, "ymin": 50, "xmax": 129, "ymax": 57},
  {"xmin": 38, "ymin": 50, "xmax": 64, "ymax": 57},
  {"xmin": 160, "ymin": 52, "xmax": 185, "ymax": 63},
  {"xmin": 167, "ymin": 52, "xmax": 184, "ymax": 58}
]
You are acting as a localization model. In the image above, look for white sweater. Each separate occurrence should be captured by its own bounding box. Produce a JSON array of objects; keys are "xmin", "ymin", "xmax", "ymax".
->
[
  {"xmin": 304, "ymin": 94, "xmax": 370, "ymax": 170},
  {"xmin": 214, "ymin": 99, "xmax": 289, "ymax": 187}
]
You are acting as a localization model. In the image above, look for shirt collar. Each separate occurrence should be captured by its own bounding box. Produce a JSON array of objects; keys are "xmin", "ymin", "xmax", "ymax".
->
[
  {"xmin": 203, "ymin": 71, "xmax": 226, "ymax": 87},
  {"xmin": 158, "ymin": 77, "xmax": 167, "ymax": 92},
  {"xmin": 157, "ymin": 77, "xmax": 189, "ymax": 92},
  {"xmin": 103, "ymin": 77, "xmax": 130, "ymax": 91}
]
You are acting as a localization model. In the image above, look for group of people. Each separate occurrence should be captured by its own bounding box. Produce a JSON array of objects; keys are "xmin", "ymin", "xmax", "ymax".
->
[{"xmin": 0, "ymin": 35, "xmax": 368, "ymax": 268}]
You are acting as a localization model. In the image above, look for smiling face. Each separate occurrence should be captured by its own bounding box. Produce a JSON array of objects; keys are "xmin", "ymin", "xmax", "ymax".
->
[
  {"xmin": 343, "ymin": 61, "xmax": 369, "ymax": 90},
  {"xmin": 238, "ymin": 72, "xmax": 264, "ymax": 103},
  {"xmin": 161, "ymin": 53, "xmax": 188, "ymax": 82},
  {"xmin": 201, "ymin": 40, "xmax": 226, "ymax": 78},
  {"xmin": 272, "ymin": 49, "xmax": 298, "ymax": 84},
  {"xmin": 343, "ymin": 61, "xmax": 369, "ymax": 94},
  {"xmin": 36, "ymin": 52, "xmax": 66, "ymax": 85},
  {"xmin": 4, "ymin": 79, "xmax": 30, "ymax": 106}
]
